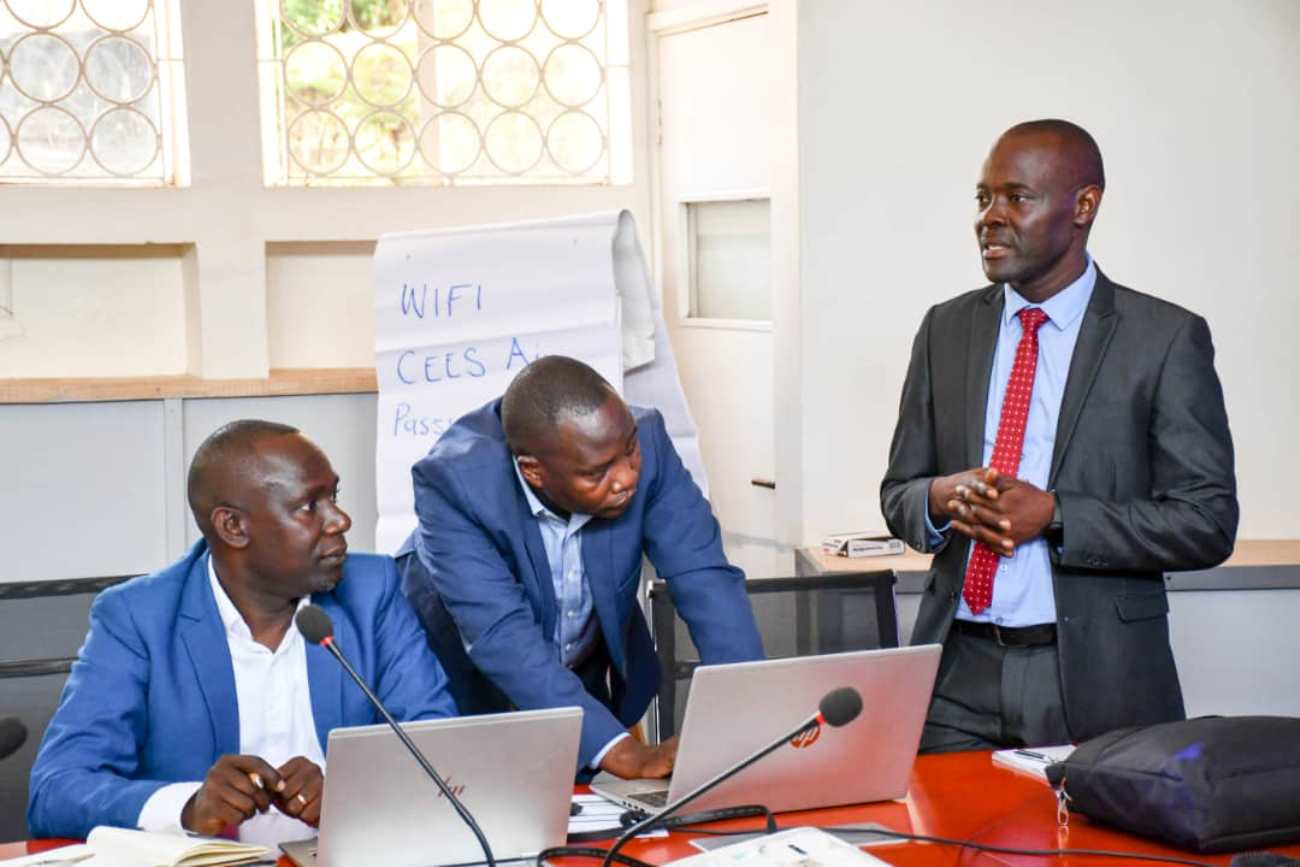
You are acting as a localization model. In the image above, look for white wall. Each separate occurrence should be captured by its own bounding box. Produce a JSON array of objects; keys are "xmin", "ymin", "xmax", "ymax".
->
[{"xmin": 792, "ymin": 0, "xmax": 1300, "ymax": 542}]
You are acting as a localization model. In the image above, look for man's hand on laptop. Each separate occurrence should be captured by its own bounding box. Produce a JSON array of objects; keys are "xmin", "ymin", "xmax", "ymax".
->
[
  {"xmin": 182, "ymin": 754, "xmax": 282, "ymax": 835},
  {"xmin": 600, "ymin": 735, "xmax": 679, "ymax": 779}
]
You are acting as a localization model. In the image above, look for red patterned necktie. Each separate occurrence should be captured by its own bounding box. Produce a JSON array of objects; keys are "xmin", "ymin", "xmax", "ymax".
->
[{"xmin": 962, "ymin": 306, "xmax": 1049, "ymax": 614}]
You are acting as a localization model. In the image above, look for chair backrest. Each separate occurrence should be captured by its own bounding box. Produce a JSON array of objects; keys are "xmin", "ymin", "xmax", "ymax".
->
[
  {"xmin": 647, "ymin": 570, "xmax": 899, "ymax": 740},
  {"xmin": 0, "ymin": 576, "xmax": 131, "ymax": 841}
]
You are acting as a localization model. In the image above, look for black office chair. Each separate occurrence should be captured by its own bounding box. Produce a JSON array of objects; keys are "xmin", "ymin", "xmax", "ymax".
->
[
  {"xmin": 647, "ymin": 570, "xmax": 899, "ymax": 740},
  {"xmin": 0, "ymin": 575, "xmax": 131, "ymax": 841}
]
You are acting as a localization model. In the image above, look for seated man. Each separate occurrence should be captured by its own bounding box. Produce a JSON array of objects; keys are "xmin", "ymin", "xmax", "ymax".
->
[
  {"xmin": 397, "ymin": 355, "xmax": 764, "ymax": 780},
  {"xmin": 28, "ymin": 421, "xmax": 457, "ymax": 844}
]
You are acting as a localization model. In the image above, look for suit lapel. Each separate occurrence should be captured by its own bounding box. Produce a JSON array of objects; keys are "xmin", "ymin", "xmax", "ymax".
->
[
  {"xmin": 307, "ymin": 595, "xmax": 347, "ymax": 751},
  {"xmin": 1050, "ymin": 271, "xmax": 1119, "ymax": 485},
  {"xmin": 580, "ymin": 521, "xmax": 624, "ymax": 677},
  {"xmin": 517, "ymin": 493, "xmax": 559, "ymax": 642},
  {"xmin": 179, "ymin": 551, "xmax": 240, "ymax": 757},
  {"xmin": 965, "ymin": 285, "xmax": 1004, "ymax": 468}
]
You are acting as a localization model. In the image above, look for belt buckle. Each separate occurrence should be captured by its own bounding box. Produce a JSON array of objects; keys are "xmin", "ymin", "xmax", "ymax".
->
[{"xmin": 991, "ymin": 623, "xmax": 1010, "ymax": 647}]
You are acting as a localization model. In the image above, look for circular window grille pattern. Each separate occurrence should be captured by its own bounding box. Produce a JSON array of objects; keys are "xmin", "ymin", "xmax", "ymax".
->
[
  {"xmin": 481, "ymin": 44, "xmax": 541, "ymax": 109},
  {"xmin": 546, "ymin": 110, "xmax": 604, "ymax": 175},
  {"xmin": 412, "ymin": 0, "xmax": 474, "ymax": 41},
  {"xmin": 418, "ymin": 110, "xmax": 480, "ymax": 176},
  {"xmin": 16, "ymin": 105, "xmax": 86, "ymax": 175},
  {"xmin": 540, "ymin": 0, "xmax": 600, "ymax": 40},
  {"xmin": 416, "ymin": 43, "xmax": 476, "ymax": 109},
  {"xmin": 354, "ymin": 109, "xmax": 417, "ymax": 175},
  {"xmin": 81, "ymin": 0, "xmax": 151, "ymax": 34},
  {"xmin": 0, "ymin": 0, "xmax": 176, "ymax": 183},
  {"xmin": 84, "ymin": 35, "xmax": 156, "ymax": 104},
  {"xmin": 352, "ymin": 41, "xmax": 415, "ymax": 108},
  {"xmin": 273, "ymin": 0, "xmax": 618, "ymax": 184},
  {"xmin": 478, "ymin": 0, "xmax": 538, "ymax": 43},
  {"xmin": 7, "ymin": 0, "xmax": 77, "ymax": 30},
  {"xmin": 287, "ymin": 109, "xmax": 352, "ymax": 176},
  {"xmin": 9, "ymin": 33, "xmax": 81, "ymax": 103},
  {"xmin": 0, "ymin": 117, "xmax": 13, "ymax": 165},
  {"xmin": 89, "ymin": 106, "xmax": 159, "ymax": 176},
  {"xmin": 285, "ymin": 40, "xmax": 350, "ymax": 107}
]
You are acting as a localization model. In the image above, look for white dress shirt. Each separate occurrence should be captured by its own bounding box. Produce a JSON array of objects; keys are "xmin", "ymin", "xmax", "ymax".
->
[{"xmin": 136, "ymin": 557, "xmax": 325, "ymax": 846}]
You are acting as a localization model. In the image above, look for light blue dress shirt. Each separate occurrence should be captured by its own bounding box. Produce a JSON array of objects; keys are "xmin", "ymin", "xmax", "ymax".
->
[
  {"xmin": 930, "ymin": 257, "xmax": 1097, "ymax": 627},
  {"xmin": 512, "ymin": 462, "xmax": 627, "ymax": 767},
  {"xmin": 512, "ymin": 462, "xmax": 599, "ymax": 667}
]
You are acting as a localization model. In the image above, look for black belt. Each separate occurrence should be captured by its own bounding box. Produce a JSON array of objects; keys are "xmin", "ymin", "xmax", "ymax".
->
[{"xmin": 954, "ymin": 619, "xmax": 1057, "ymax": 648}]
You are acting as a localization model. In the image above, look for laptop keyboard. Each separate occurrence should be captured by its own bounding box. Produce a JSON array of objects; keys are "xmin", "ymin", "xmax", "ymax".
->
[{"xmin": 629, "ymin": 790, "xmax": 669, "ymax": 808}]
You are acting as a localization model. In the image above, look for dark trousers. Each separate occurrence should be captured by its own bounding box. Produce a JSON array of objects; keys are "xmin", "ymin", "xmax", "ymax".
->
[{"xmin": 919, "ymin": 625, "xmax": 1071, "ymax": 753}]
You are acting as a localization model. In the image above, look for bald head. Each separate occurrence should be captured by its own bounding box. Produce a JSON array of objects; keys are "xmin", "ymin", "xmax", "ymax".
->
[
  {"xmin": 187, "ymin": 419, "xmax": 300, "ymax": 540},
  {"xmin": 999, "ymin": 119, "xmax": 1105, "ymax": 191},
  {"xmin": 501, "ymin": 356, "xmax": 620, "ymax": 455}
]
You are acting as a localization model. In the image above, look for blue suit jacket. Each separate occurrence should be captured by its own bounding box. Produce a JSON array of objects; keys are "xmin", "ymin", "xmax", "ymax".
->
[
  {"xmin": 398, "ymin": 400, "xmax": 764, "ymax": 768},
  {"xmin": 28, "ymin": 541, "xmax": 457, "ymax": 840}
]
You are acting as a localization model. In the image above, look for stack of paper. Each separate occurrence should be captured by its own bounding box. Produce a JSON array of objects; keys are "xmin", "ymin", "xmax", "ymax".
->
[{"xmin": 991, "ymin": 745, "xmax": 1075, "ymax": 782}]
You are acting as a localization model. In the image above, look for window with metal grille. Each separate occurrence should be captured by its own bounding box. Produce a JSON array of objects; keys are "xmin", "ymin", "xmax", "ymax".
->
[
  {"xmin": 257, "ymin": 0, "xmax": 632, "ymax": 187},
  {"xmin": 0, "ymin": 0, "xmax": 188, "ymax": 184}
]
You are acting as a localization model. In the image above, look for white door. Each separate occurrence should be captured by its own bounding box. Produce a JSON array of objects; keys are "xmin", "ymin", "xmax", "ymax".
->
[{"xmin": 654, "ymin": 11, "xmax": 780, "ymax": 578}]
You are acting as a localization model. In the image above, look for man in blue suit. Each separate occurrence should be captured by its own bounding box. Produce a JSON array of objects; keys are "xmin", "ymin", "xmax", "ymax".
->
[
  {"xmin": 28, "ymin": 420, "xmax": 456, "ymax": 843},
  {"xmin": 398, "ymin": 356, "xmax": 764, "ymax": 779}
]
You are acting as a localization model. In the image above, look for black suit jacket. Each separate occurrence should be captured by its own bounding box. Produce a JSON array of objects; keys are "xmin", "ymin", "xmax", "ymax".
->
[{"xmin": 881, "ymin": 269, "xmax": 1238, "ymax": 741}]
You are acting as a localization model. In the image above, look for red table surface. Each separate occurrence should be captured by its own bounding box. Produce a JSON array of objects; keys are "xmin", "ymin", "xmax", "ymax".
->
[{"xmin": 5, "ymin": 751, "xmax": 1297, "ymax": 865}]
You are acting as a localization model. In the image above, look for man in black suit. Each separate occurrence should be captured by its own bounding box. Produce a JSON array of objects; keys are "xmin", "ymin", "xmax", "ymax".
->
[{"xmin": 881, "ymin": 119, "xmax": 1237, "ymax": 751}]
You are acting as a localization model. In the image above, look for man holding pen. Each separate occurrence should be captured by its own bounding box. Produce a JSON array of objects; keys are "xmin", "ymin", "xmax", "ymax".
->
[{"xmin": 28, "ymin": 421, "xmax": 457, "ymax": 844}]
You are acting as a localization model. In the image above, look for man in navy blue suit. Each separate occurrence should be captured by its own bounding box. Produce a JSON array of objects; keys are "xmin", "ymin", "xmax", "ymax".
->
[
  {"xmin": 29, "ymin": 421, "xmax": 456, "ymax": 843},
  {"xmin": 398, "ymin": 356, "xmax": 764, "ymax": 779}
]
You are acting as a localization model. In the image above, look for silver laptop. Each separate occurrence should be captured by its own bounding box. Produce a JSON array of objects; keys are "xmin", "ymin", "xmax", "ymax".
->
[
  {"xmin": 591, "ymin": 645, "xmax": 941, "ymax": 815},
  {"xmin": 282, "ymin": 707, "xmax": 581, "ymax": 867}
]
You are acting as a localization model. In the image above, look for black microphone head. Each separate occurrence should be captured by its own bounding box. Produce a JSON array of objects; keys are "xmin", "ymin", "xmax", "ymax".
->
[
  {"xmin": 819, "ymin": 687, "xmax": 863, "ymax": 728},
  {"xmin": 296, "ymin": 604, "xmax": 334, "ymax": 645},
  {"xmin": 0, "ymin": 717, "xmax": 28, "ymax": 761}
]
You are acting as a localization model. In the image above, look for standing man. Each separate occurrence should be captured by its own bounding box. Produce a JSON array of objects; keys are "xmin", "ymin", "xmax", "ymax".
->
[
  {"xmin": 29, "ymin": 421, "xmax": 457, "ymax": 843},
  {"xmin": 881, "ymin": 120, "xmax": 1237, "ymax": 751},
  {"xmin": 398, "ymin": 356, "xmax": 764, "ymax": 778}
]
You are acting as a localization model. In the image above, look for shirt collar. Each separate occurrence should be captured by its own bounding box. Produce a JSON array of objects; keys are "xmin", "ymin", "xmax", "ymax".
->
[
  {"xmin": 207, "ymin": 553, "xmax": 310, "ymax": 642},
  {"xmin": 1002, "ymin": 254, "xmax": 1096, "ymax": 332},
  {"xmin": 512, "ymin": 457, "xmax": 592, "ymax": 531}
]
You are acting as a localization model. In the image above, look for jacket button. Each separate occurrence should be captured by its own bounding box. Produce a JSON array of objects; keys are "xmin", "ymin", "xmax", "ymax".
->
[{"xmin": 947, "ymin": 591, "xmax": 958, "ymax": 601}]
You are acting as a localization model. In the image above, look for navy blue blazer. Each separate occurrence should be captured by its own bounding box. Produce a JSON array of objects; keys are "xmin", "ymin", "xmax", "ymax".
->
[
  {"xmin": 28, "ymin": 541, "xmax": 457, "ymax": 840},
  {"xmin": 399, "ymin": 399, "xmax": 764, "ymax": 767}
]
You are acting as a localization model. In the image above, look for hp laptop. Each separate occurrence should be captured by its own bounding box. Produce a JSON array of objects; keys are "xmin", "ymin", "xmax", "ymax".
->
[
  {"xmin": 591, "ymin": 645, "xmax": 942, "ymax": 815},
  {"xmin": 281, "ymin": 707, "xmax": 581, "ymax": 867}
]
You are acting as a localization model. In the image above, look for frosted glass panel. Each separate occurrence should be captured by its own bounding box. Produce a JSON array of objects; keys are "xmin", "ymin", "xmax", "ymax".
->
[{"xmin": 687, "ymin": 198, "xmax": 770, "ymax": 321}]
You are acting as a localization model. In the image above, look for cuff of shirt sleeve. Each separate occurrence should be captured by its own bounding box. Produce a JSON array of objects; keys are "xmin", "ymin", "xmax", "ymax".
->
[
  {"xmin": 589, "ymin": 732, "xmax": 631, "ymax": 771},
  {"xmin": 137, "ymin": 781, "xmax": 202, "ymax": 834},
  {"xmin": 922, "ymin": 494, "xmax": 951, "ymax": 546}
]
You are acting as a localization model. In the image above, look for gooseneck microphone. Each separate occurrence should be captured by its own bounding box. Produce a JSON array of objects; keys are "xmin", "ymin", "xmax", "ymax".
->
[
  {"xmin": 0, "ymin": 717, "xmax": 28, "ymax": 761},
  {"xmin": 600, "ymin": 686, "xmax": 864, "ymax": 867},
  {"xmin": 296, "ymin": 605, "xmax": 496, "ymax": 867}
]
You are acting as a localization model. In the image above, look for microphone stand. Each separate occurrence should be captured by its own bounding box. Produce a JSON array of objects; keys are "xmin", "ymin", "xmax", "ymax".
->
[
  {"xmin": 319, "ymin": 636, "xmax": 497, "ymax": 867},
  {"xmin": 599, "ymin": 713, "xmax": 823, "ymax": 867}
]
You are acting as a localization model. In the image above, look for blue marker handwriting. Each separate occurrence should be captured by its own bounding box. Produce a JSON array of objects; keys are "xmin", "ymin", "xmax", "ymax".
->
[{"xmin": 400, "ymin": 282, "xmax": 483, "ymax": 319}]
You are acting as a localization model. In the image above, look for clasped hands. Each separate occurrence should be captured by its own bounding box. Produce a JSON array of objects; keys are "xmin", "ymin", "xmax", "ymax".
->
[
  {"xmin": 929, "ymin": 467, "xmax": 1055, "ymax": 555},
  {"xmin": 182, "ymin": 754, "xmax": 323, "ymax": 835}
]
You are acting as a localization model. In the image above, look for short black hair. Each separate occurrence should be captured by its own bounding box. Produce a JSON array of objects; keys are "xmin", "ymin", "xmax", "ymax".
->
[
  {"xmin": 1004, "ymin": 118, "xmax": 1105, "ymax": 190},
  {"xmin": 501, "ymin": 356, "xmax": 617, "ymax": 454},
  {"xmin": 187, "ymin": 419, "xmax": 299, "ymax": 538}
]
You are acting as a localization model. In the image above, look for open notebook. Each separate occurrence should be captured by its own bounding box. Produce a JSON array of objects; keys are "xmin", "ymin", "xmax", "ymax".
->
[{"xmin": 0, "ymin": 827, "xmax": 272, "ymax": 867}]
